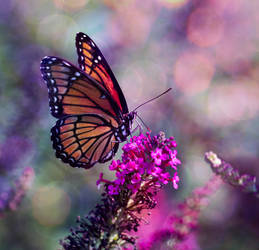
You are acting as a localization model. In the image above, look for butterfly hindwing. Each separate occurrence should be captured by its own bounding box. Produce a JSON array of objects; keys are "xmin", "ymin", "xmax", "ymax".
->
[
  {"xmin": 51, "ymin": 114, "xmax": 119, "ymax": 168},
  {"xmin": 76, "ymin": 32, "xmax": 128, "ymax": 114},
  {"xmin": 40, "ymin": 56, "xmax": 122, "ymax": 120}
]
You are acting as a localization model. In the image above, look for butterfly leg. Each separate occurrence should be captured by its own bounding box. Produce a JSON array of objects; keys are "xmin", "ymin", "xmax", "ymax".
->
[
  {"xmin": 135, "ymin": 119, "xmax": 143, "ymax": 135},
  {"xmin": 131, "ymin": 120, "xmax": 142, "ymax": 136}
]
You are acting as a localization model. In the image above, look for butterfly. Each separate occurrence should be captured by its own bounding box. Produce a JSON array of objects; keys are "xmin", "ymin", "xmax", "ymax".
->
[{"xmin": 40, "ymin": 32, "xmax": 136, "ymax": 169}]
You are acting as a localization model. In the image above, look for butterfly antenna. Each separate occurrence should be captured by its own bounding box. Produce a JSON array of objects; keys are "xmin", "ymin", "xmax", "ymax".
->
[
  {"xmin": 136, "ymin": 113, "xmax": 151, "ymax": 132},
  {"xmin": 133, "ymin": 88, "xmax": 172, "ymax": 112}
]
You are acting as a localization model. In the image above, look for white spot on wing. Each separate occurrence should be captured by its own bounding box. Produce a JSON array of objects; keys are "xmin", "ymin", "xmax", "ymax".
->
[
  {"xmin": 61, "ymin": 153, "xmax": 67, "ymax": 158},
  {"xmin": 103, "ymin": 150, "xmax": 113, "ymax": 160},
  {"xmin": 100, "ymin": 93, "xmax": 106, "ymax": 99}
]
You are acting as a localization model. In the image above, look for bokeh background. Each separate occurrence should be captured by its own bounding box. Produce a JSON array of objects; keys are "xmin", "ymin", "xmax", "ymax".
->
[{"xmin": 0, "ymin": 0, "xmax": 258, "ymax": 249}]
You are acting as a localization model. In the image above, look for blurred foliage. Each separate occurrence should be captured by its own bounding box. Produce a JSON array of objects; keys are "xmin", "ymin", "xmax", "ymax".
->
[{"xmin": 0, "ymin": 0, "xmax": 258, "ymax": 249}]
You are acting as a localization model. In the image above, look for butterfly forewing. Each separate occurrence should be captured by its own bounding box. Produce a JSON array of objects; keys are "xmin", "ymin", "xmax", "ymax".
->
[
  {"xmin": 40, "ymin": 56, "xmax": 122, "ymax": 120},
  {"xmin": 76, "ymin": 32, "xmax": 128, "ymax": 114}
]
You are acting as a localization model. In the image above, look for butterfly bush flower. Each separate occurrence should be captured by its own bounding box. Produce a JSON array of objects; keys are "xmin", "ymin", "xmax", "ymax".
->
[
  {"xmin": 205, "ymin": 151, "xmax": 259, "ymax": 198},
  {"xmin": 102, "ymin": 132, "xmax": 180, "ymax": 197},
  {"xmin": 138, "ymin": 151, "xmax": 259, "ymax": 249},
  {"xmin": 0, "ymin": 167, "xmax": 34, "ymax": 217},
  {"xmin": 61, "ymin": 132, "xmax": 181, "ymax": 249},
  {"xmin": 139, "ymin": 175, "xmax": 223, "ymax": 250}
]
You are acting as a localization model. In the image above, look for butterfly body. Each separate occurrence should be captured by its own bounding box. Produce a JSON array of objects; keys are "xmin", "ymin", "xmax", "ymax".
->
[
  {"xmin": 114, "ymin": 112, "xmax": 135, "ymax": 142},
  {"xmin": 41, "ymin": 33, "xmax": 135, "ymax": 169}
]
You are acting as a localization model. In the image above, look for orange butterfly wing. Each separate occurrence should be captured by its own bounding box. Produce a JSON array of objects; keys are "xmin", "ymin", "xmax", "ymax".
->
[
  {"xmin": 51, "ymin": 114, "xmax": 119, "ymax": 168},
  {"xmin": 40, "ymin": 56, "xmax": 122, "ymax": 168},
  {"xmin": 76, "ymin": 32, "xmax": 129, "ymax": 115},
  {"xmin": 40, "ymin": 56, "xmax": 122, "ymax": 120}
]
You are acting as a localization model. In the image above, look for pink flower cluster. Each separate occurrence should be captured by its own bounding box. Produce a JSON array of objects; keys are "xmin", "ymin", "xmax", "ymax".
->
[
  {"xmin": 97, "ymin": 132, "xmax": 181, "ymax": 195},
  {"xmin": 138, "ymin": 175, "xmax": 223, "ymax": 250}
]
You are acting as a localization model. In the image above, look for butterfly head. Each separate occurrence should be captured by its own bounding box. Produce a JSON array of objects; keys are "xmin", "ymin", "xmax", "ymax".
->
[
  {"xmin": 127, "ymin": 111, "xmax": 136, "ymax": 123},
  {"xmin": 125, "ymin": 111, "xmax": 136, "ymax": 130}
]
